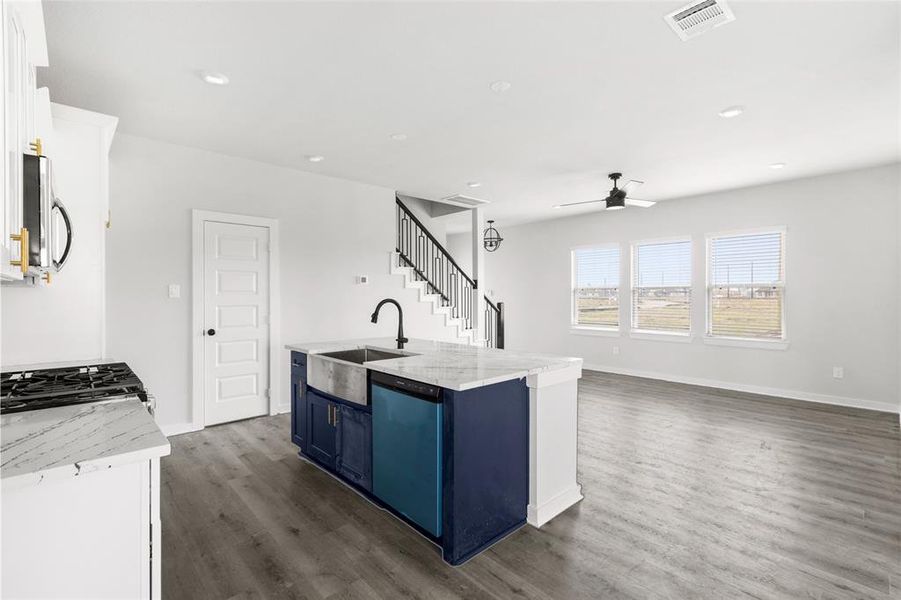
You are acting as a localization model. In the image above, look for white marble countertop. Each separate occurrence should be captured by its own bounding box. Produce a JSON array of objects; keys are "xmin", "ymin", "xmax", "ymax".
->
[
  {"xmin": 285, "ymin": 338, "xmax": 582, "ymax": 391},
  {"xmin": 1, "ymin": 399, "xmax": 170, "ymax": 490}
]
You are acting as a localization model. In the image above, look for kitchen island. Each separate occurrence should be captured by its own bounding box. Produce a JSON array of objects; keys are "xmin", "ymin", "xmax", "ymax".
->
[{"xmin": 285, "ymin": 337, "xmax": 583, "ymax": 565}]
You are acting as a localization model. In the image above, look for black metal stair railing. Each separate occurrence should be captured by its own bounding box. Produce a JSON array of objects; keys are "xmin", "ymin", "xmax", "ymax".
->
[{"xmin": 395, "ymin": 197, "xmax": 504, "ymax": 348}]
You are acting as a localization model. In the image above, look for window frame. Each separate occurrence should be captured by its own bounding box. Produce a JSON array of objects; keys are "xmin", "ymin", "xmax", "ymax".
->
[
  {"xmin": 704, "ymin": 226, "xmax": 787, "ymax": 347},
  {"xmin": 570, "ymin": 243, "xmax": 621, "ymax": 333},
  {"xmin": 629, "ymin": 236, "xmax": 694, "ymax": 337}
]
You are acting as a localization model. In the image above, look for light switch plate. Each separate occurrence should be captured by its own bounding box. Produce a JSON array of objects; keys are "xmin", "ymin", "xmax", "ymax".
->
[
  {"xmin": 832, "ymin": 366, "xmax": 844, "ymax": 379},
  {"xmin": 356, "ymin": 275, "xmax": 369, "ymax": 285},
  {"xmin": 168, "ymin": 284, "xmax": 181, "ymax": 299}
]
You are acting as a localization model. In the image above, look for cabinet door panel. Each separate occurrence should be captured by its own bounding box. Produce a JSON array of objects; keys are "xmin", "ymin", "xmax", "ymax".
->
[
  {"xmin": 1, "ymin": 4, "xmax": 27, "ymax": 280},
  {"xmin": 306, "ymin": 390, "xmax": 336, "ymax": 469},
  {"xmin": 336, "ymin": 405, "xmax": 372, "ymax": 492}
]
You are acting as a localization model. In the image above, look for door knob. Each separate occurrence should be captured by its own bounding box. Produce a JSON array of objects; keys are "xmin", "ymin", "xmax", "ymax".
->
[{"xmin": 207, "ymin": 329, "xmax": 216, "ymax": 336}]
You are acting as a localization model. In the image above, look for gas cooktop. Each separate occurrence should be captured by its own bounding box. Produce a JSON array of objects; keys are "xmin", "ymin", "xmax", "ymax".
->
[{"xmin": 0, "ymin": 362, "xmax": 147, "ymax": 414}]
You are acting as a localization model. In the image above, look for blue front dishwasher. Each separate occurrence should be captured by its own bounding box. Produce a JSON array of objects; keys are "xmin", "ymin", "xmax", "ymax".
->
[{"xmin": 371, "ymin": 371, "xmax": 443, "ymax": 537}]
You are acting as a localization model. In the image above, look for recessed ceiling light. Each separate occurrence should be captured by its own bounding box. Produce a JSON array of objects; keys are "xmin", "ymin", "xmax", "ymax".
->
[
  {"xmin": 200, "ymin": 71, "xmax": 229, "ymax": 86},
  {"xmin": 718, "ymin": 105, "xmax": 744, "ymax": 118},
  {"xmin": 769, "ymin": 162, "xmax": 786, "ymax": 169},
  {"xmin": 390, "ymin": 133, "xmax": 407, "ymax": 141},
  {"xmin": 489, "ymin": 80, "xmax": 512, "ymax": 94},
  {"xmin": 466, "ymin": 182, "xmax": 482, "ymax": 188},
  {"xmin": 306, "ymin": 155, "xmax": 324, "ymax": 163}
]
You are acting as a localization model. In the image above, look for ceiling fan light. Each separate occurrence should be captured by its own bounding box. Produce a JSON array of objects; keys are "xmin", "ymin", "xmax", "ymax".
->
[{"xmin": 606, "ymin": 197, "xmax": 626, "ymax": 211}]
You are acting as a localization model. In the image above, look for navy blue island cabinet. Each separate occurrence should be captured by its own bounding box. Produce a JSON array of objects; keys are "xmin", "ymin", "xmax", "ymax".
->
[
  {"xmin": 291, "ymin": 351, "xmax": 373, "ymax": 491},
  {"xmin": 289, "ymin": 351, "xmax": 528, "ymax": 566}
]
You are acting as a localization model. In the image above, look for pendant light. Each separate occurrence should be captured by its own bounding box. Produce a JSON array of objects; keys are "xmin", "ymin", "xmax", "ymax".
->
[{"xmin": 483, "ymin": 220, "xmax": 503, "ymax": 252}]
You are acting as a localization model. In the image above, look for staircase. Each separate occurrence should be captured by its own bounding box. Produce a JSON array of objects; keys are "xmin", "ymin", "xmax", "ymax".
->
[{"xmin": 392, "ymin": 197, "xmax": 504, "ymax": 348}]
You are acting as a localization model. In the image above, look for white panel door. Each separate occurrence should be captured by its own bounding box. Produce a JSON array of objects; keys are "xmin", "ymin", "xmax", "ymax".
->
[{"xmin": 203, "ymin": 221, "xmax": 270, "ymax": 425}]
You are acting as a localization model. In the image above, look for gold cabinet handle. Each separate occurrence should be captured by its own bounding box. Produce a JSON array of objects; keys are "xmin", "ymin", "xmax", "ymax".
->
[
  {"xmin": 10, "ymin": 228, "xmax": 29, "ymax": 273},
  {"xmin": 42, "ymin": 271, "xmax": 51, "ymax": 285},
  {"xmin": 327, "ymin": 404, "xmax": 333, "ymax": 426},
  {"xmin": 29, "ymin": 138, "xmax": 42, "ymax": 156}
]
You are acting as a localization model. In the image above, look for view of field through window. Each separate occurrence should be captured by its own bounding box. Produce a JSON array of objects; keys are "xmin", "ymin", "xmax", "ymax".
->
[
  {"xmin": 573, "ymin": 232, "xmax": 785, "ymax": 339},
  {"xmin": 573, "ymin": 246, "xmax": 619, "ymax": 327},
  {"xmin": 632, "ymin": 240, "xmax": 692, "ymax": 333},
  {"xmin": 709, "ymin": 231, "xmax": 784, "ymax": 339}
]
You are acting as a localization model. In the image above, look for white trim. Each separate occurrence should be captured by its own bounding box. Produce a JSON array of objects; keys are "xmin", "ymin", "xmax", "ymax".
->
[
  {"xmin": 630, "ymin": 330, "xmax": 694, "ymax": 343},
  {"xmin": 526, "ymin": 363, "xmax": 582, "ymax": 388},
  {"xmin": 527, "ymin": 484, "xmax": 583, "ymax": 528},
  {"xmin": 582, "ymin": 363, "xmax": 898, "ymax": 414},
  {"xmin": 629, "ymin": 233, "xmax": 694, "ymax": 248},
  {"xmin": 704, "ymin": 225, "xmax": 787, "ymax": 239},
  {"xmin": 570, "ymin": 326, "xmax": 621, "ymax": 337},
  {"xmin": 702, "ymin": 335, "xmax": 789, "ymax": 350},
  {"xmin": 273, "ymin": 403, "xmax": 291, "ymax": 415},
  {"xmin": 191, "ymin": 210, "xmax": 281, "ymax": 432},
  {"xmin": 158, "ymin": 422, "xmax": 201, "ymax": 438}
]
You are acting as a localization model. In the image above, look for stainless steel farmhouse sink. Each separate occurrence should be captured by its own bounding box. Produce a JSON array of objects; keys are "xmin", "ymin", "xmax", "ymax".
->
[
  {"xmin": 308, "ymin": 348, "xmax": 414, "ymax": 406},
  {"xmin": 319, "ymin": 348, "xmax": 408, "ymax": 364}
]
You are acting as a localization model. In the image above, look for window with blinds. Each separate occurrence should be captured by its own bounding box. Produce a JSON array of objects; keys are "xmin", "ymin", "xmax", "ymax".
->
[
  {"xmin": 572, "ymin": 246, "xmax": 620, "ymax": 328},
  {"xmin": 707, "ymin": 230, "xmax": 785, "ymax": 340},
  {"xmin": 631, "ymin": 239, "xmax": 692, "ymax": 334}
]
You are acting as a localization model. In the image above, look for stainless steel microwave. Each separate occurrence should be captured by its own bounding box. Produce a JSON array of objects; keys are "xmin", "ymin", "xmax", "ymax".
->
[{"xmin": 22, "ymin": 153, "xmax": 72, "ymax": 276}]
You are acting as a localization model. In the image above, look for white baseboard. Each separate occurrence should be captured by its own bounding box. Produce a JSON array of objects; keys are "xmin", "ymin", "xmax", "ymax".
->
[
  {"xmin": 158, "ymin": 422, "xmax": 201, "ymax": 438},
  {"xmin": 272, "ymin": 403, "xmax": 291, "ymax": 415},
  {"xmin": 527, "ymin": 484, "xmax": 583, "ymax": 528},
  {"xmin": 582, "ymin": 363, "xmax": 898, "ymax": 414}
]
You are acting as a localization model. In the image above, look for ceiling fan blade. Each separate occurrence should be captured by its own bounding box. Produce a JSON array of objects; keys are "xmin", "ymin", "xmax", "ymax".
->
[
  {"xmin": 625, "ymin": 198, "xmax": 656, "ymax": 208},
  {"xmin": 621, "ymin": 180, "xmax": 644, "ymax": 195},
  {"xmin": 554, "ymin": 198, "xmax": 606, "ymax": 208}
]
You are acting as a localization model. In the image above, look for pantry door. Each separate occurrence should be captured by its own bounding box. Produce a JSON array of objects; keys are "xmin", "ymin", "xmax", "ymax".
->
[{"xmin": 202, "ymin": 220, "xmax": 271, "ymax": 426}]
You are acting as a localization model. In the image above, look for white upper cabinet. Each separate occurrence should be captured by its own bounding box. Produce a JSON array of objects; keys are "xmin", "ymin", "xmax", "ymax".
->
[{"xmin": 1, "ymin": 0, "xmax": 46, "ymax": 281}]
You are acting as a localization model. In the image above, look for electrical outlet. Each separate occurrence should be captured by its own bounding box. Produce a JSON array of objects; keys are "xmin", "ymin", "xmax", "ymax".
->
[
  {"xmin": 356, "ymin": 275, "xmax": 369, "ymax": 285},
  {"xmin": 832, "ymin": 366, "xmax": 844, "ymax": 379},
  {"xmin": 168, "ymin": 284, "xmax": 180, "ymax": 299},
  {"xmin": 612, "ymin": 345, "xmax": 620, "ymax": 356}
]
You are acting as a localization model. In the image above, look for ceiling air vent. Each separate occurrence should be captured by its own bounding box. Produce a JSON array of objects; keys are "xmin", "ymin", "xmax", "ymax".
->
[
  {"xmin": 665, "ymin": 0, "xmax": 735, "ymax": 41},
  {"xmin": 440, "ymin": 194, "xmax": 490, "ymax": 208}
]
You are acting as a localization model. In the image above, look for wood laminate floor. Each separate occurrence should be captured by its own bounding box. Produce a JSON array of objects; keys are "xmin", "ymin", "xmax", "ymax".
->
[{"xmin": 162, "ymin": 371, "xmax": 901, "ymax": 600}]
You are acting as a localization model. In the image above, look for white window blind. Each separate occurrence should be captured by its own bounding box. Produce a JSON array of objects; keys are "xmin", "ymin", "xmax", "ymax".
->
[
  {"xmin": 631, "ymin": 239, "xmax": 692, "ymax": 334},
  {"xmin": 708, "ymin": 230, "xmax": 785, "ymax": 340},
  {"xmin": 572, "ymin": 246, "xmax": 619, "ymax": 328}
]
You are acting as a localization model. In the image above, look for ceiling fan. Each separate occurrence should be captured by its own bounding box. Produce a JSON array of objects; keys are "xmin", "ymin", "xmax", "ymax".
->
[{"xmin": 554, "ymin": 173, "xmax": 656, "ymax": 211}]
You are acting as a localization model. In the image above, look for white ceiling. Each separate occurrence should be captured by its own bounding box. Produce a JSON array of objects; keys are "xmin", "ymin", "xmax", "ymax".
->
[{"xmin": 39, "ymin": 1, "xmax": 900, "ymax": 232}]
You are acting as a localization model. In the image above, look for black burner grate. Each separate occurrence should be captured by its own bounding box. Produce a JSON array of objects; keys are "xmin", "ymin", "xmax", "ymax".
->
[{"xmin": 0, "ymin": 362, "xmax": 146, "ymax": 414}]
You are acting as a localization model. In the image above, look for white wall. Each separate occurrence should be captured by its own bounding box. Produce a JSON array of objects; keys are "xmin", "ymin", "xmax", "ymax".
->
[
  {"xmin": 1, "ymin": 106, "xmax": 110, "ymax": 366},
  {"xmin": 450, "ymin": 164, "xmax": 901, "ymax": 412},
  {"xmin": 107, "ymin": 133, "xmax": 458, "ymax": 432}
]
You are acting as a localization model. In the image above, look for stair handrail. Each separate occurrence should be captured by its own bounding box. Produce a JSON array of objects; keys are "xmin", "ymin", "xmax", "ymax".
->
[
  {"xmin": 396, "ymin": 197, "xmax": 476, "ymax": 289},
  {"xmin": 395, "ymin": 195, "xmax": 504, "ymax": 349}
]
